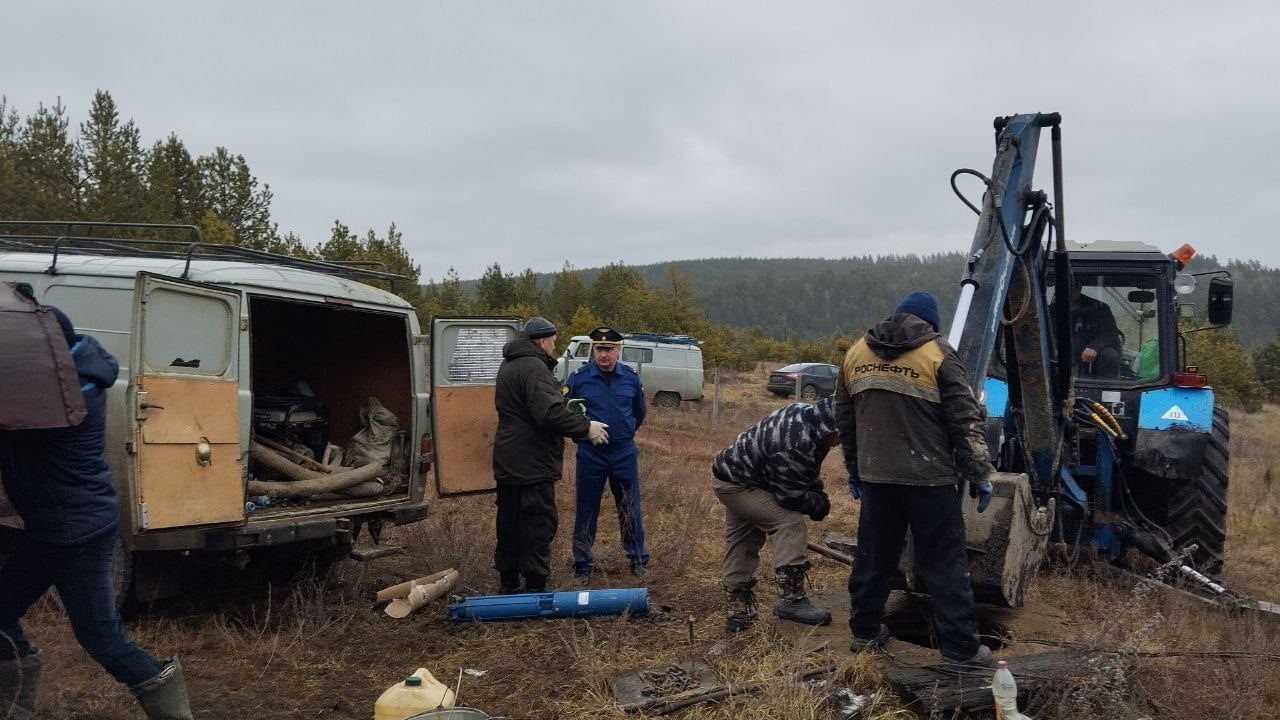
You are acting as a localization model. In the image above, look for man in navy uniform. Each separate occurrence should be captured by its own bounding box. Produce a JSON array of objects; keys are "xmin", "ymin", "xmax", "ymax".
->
[{"xmin": 566, "ymin": 326, "xmax": 649, "ymax": 584}]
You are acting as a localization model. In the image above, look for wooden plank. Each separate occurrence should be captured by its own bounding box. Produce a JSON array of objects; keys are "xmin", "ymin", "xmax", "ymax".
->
[
  {"xmin": 136, "ymin": 375, "xmax": 243, "ymax": 528},
  {"xmin": 433, "ymin": 385, "xmax": 500, "ymax": 495},
  {"xmin": 138, "ymin": 375, "xmax": 239, "ymax": 443}
]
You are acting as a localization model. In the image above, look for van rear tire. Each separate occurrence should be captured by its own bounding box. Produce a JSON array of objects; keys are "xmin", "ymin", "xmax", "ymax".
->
[{"xmin": 654, "ymin": 392, "xmax": 681, "ymax": 409}]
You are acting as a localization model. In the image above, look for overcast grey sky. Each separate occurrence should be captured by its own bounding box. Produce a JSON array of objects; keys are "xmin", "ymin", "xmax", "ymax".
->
[{"xmin": 6, "ymin": 2, "xmax": 1279, "ymax": 279}]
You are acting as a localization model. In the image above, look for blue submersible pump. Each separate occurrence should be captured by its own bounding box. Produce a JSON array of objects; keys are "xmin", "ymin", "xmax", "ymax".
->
[{"xmin": 447, "ymin": 588, "xmax": 648, "ymax": 622}]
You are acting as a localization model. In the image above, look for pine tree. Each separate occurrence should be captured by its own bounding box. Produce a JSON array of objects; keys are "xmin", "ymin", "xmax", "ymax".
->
[
  {"xmin": 1185, "ymin": 326, "xmax": 1265, "ymax": 412},
  {"xmin": 1253, "ymin": 331, "xmax": 1280, "ymax": 402},
  {"xmin": 0, "ymin": 99, "xmax": 20, "ymax": 216},
  {"xmin": 547, "ymin": 261, "xmax": 585, "ymax": 325},
  {"xmin": 197, "ymin": 147, "xmax": 277, "ymax": 249},
  {"xmin": 476, "ymin": 263, "xmax": 515, "ymax": 313},
  {"xmin": 79, "ymin": 91, "xmax": 146, "ymax": 223},
  {"xmin": 512, "ymin": 268, "xmax": 544, "ymax": 313},
  {"xmin": 144, "ymin": 134, "xmax": 202, "ymax": 225},
  {"xmin": 313, "ymin": 222, "xmax": 422, "ymax": 305},
  {"xmin": 14, "ymin": 100, "xmax": 80, "ymax": 218}
]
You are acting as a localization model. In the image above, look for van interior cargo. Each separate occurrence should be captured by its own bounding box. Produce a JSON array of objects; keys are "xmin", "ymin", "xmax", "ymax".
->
[{"xmin": 246, "ymin": 296, "xmax": 413, "ymax": 512}]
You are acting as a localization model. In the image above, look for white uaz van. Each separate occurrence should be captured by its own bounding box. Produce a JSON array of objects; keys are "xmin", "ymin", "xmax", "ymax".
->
[
  {"xmin": 555, "ymin": 332, "xmax": 704, "ymax": 408},
  {"xmin": 0, "ymin": 221, "xmax": 511, "ymax": 601}
]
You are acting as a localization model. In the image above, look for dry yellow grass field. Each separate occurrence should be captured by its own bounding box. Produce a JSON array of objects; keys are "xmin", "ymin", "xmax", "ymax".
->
[{"xmin": 16, "ymin": 371, "xmax": 1280, "ymax": 719}]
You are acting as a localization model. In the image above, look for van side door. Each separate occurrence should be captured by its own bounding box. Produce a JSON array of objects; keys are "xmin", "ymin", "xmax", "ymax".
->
[
  {"xmin": 430, "ymin": 317, "xmax": 519, "ymax": 496},
  {"xmin": 128, "ymin": 273, "xmax": 244, "ymax": 530}
]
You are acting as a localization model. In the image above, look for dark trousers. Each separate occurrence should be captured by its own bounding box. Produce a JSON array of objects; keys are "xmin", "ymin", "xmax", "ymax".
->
[
  {"xmin": 0, "ymin": 528, "xmax": 161, "ymax": 687},
  {"xmin": 494, "ymin": 481, "xmax": 557, "ymax": 582},
  {"xmin": 572, "ymin": 443, "xmax": 647, "ymax": 574},
  {"xmin": 848, "ymin": 482, "xmax": 980, "ymax": 660}
]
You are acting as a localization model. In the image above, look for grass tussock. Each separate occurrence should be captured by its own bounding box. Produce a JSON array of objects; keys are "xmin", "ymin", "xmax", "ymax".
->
[{"xmin": 11, "ymin": 379, "xmax": 1280, "ymax": 719}]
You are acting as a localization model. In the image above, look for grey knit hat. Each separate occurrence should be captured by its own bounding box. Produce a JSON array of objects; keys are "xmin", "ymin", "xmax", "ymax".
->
[{"xmin": 523, "ymin": 316, "xmax": 557, "ymax": 339}]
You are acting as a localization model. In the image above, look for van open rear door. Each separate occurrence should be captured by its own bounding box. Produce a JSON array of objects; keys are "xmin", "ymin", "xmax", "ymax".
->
[
  {"xmin": 430, "ymin": 317, "xmax": 519, "ymax": 496},
  {"xmin": 129, "ymin": 273, "xmax": 244, "ymax": 530}
]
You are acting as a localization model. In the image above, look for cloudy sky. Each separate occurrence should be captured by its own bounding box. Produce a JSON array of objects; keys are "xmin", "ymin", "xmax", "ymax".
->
[{"xmin": 6, "ymin": 2, "xmax": 1278, "ymax": 279}]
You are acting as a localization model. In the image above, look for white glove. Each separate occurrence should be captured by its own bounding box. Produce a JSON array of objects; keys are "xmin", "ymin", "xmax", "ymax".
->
[{"xmin": 588, "ymin": 421, "xmax": 610, "ymax": 446}]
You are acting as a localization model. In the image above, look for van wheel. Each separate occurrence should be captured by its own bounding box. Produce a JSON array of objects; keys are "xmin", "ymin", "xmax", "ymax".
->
[
  {"xmin": 800, "ymin": 384, "xmax": 819, "ymax": 402},
  {"xmin": 654, "ymin": 392, "xmax": 681, "ymax": 409}
]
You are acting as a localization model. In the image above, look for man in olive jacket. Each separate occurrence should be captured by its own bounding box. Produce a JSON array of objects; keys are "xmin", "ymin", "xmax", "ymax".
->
[
  {"xmin": 835, "ymin": 291, "xmax": 995, "ymax": 668},
  {"xmin": 493, "ymin": 317, "xmax": 607, "ymax": 593}
]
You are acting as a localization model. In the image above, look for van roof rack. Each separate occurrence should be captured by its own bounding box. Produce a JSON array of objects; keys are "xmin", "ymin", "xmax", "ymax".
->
[
  {"xmin": 624, "ymin": 332, "xmax": 701, "ymax": 346},
  {"xmin": 0, "ymin": 220, "xmax": 406, "ymax": 287}
]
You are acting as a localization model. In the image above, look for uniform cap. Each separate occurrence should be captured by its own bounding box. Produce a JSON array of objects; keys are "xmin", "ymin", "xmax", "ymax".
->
[
  {"xmin": 523, "ymin": 316, "xmax": 557, "ymax": 339},
  {"xmin": 895, "ymin": 291, "xmax": 941, "ymax": 333},
  {"xmin": 588, "ymin": 326, "xmax": 623, "ymax": 345}
]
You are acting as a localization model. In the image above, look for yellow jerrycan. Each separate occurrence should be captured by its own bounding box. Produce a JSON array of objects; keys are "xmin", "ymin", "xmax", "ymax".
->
[{"xmin": 374, "ymin": 668, "xmax": 456, "ymax": 720}]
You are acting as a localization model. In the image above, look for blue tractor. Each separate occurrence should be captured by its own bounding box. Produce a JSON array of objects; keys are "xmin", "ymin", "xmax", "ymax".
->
[{"xmin": 943, "ymin": 113, "xmax": 1235, "ymax": 607}]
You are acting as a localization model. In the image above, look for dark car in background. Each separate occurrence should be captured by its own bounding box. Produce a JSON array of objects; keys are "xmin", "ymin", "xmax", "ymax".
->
[{"xmin": 766, "ymin": 363, "xmax": 840, "ymax": 401}]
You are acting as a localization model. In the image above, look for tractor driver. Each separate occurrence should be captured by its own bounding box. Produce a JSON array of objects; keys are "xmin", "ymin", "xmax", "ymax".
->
[{"xmin": 1055, "ymin": 279, "xmax": 1123, "ymax": 378}]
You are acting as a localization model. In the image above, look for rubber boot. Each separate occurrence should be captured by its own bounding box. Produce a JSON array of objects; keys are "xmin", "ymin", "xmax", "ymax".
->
[
  {"xmin": 723, "ymin": 581, "xmax": 759, "ymax": 633},
  {"xmin": 523, "ymin": 574, "xmax": 548, "ymax": 593},
  {"xmin": 772, "ymin": 564, "xmax": 832, "ymax": 626},
  {"xmin": 0, "ymin": 651, "xmax": 41, "ymax": 720},
  {"xmin": 498, "ymin": 571, "xmax": 522, "ymax": 595},
  {"xmin": 132, "ymin": 657, "xmax": 193, "ymax": 720}
]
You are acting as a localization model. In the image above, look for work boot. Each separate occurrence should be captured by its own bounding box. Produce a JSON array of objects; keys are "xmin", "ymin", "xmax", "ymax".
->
[
  {"xmin": 630, "ymin": 562, "xmax": 648, "ymax": 579},
  {"xmin": 724, "ymin": 582, "xmax": 759, "ymax": 633},
  {"xmin": 132, "ymin": 657, "xmax": 193, "ymax": 720},
  {"xmin": 0, "ymin": 650, "xmax": 42, "ymax": 719},
  {"xmin": 498, "ymin": 571, "xmax": 522, "ymax": 595},
  {"xmin": 772, "ymin": 564, "xmax": 832, "ymax": 626},
  {"xmin": 850, "ymin": 623, "xmax": 891, "ymax": 652},
  {"xmin": 940, "ymin": 644, "xmax": 994, "ymax": 670},
  {"xmin": 523, "ymin": 574, "xmax": 548, "ymax": 593}
]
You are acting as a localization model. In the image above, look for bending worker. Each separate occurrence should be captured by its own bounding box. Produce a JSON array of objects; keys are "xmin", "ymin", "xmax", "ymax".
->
[
  {"xmin": 493, "ymin": 317, "xmax": 608, "ymax": 594},
  {"xmin": 0, "ymin": 286, "xmax": 193, "ymax": 719},
  {"xmin": 835, "ymin": 290, "xmax": 995, "ymax": 668},
  {"xmin": 711, "ymin": 396, "xmax": 837, "ymax": 632},
  {"xmin": 566, "ymin": 326, "xmax": 649, "ymax": 584}
]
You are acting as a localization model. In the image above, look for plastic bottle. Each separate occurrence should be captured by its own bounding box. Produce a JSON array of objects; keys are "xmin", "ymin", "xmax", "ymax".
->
[
  {"xmin": 374, "ymin": 668, "xmax": 456, "ymax": 720},
  {"xmin": 991, "ymin": 660, "xmax": 1020, "ymax": 720}
]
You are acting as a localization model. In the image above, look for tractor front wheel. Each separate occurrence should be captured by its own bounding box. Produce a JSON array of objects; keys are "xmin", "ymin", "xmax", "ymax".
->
[{"xmin": 1165, "ymin": 406, "xmax": 1229, "ymax": 572}]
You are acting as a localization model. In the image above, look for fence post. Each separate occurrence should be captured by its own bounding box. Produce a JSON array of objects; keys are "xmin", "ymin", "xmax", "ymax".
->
[
  {"xmin": 795, "ymin": 374, "xmax": 803, "ymax": 401},
  {"xmin": 712, "ymin": 368, "xmax": 721, "ymax": 425}
]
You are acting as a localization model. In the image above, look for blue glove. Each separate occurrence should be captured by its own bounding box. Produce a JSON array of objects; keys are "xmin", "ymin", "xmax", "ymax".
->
[
  {"xmin": 847, "ymin": 476, "xmax": 862, "ymax": 501},
  {"xmin": 976, "ymin": 477, "xmax": 993, "ymax": 513}
]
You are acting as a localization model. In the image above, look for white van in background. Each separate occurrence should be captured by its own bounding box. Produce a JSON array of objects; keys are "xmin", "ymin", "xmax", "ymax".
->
[{"xmin": 556, "ymin": 332, "xmax": 704, "ymax": 408}]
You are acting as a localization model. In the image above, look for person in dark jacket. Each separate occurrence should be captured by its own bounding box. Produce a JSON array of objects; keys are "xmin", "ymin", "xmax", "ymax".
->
[
  {"xmin": 835, "ymin": 290, "xmax": 995, "ymax": 668},
  {"xmin": 565, "ymin": 326, "xmax": 649, "ymax": 584},
  {"xmin": 0, "ymin": 301, "xmax": 193, "ymax": 719},
  {"xmin": 1052, "ymin": 282, "xmax": 1123, "ymax": 378},
  {"xmin": 492, "ymin": 317, "xmax": 604, "ymax": 593},
  {"xmin": 711, "ymin": 397, "xmax": 838, "ymax": 631}
]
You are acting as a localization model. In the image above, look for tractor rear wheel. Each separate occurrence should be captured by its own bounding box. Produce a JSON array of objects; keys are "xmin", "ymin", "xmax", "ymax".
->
[{"xmin": 1165, "ymin": 406, "xmax": 1229, "ymax": 572}]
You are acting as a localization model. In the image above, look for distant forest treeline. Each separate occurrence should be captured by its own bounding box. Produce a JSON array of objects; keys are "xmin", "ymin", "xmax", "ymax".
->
[{"xmin": 465, "ymin": 255, "xmax": 1280, "ymax": 351}]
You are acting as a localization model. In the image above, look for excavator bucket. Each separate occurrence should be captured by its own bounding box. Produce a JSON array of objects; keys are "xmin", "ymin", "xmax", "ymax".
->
[{"xmin": 960, "ymin": 472, "xmax": 1055, "ymax": 607}]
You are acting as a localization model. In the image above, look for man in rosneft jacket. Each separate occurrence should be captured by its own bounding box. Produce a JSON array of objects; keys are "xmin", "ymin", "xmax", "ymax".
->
[
  {"xmin": 493, "ymin": 317, "xmax": 607, "ymax": 594},
  {"xmin": 0, "ymin": 295, "xmax": 193, "ymax": 719},
  {"xmin": 565, "ymin": 326, "xmax": 649, "ymax": 585},
  {"xmin": 835, "ymin": 290, "xmax": 996, "ymax": 669}
]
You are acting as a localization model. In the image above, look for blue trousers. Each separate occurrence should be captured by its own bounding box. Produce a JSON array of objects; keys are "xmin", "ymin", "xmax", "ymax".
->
[
  {"xmin": 0, "ymin": 528, "xmax": 161, "ymax": 687},
  {"xmin": 572, "ymin": 443, "xmax": 648, "ymax": 574}
]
